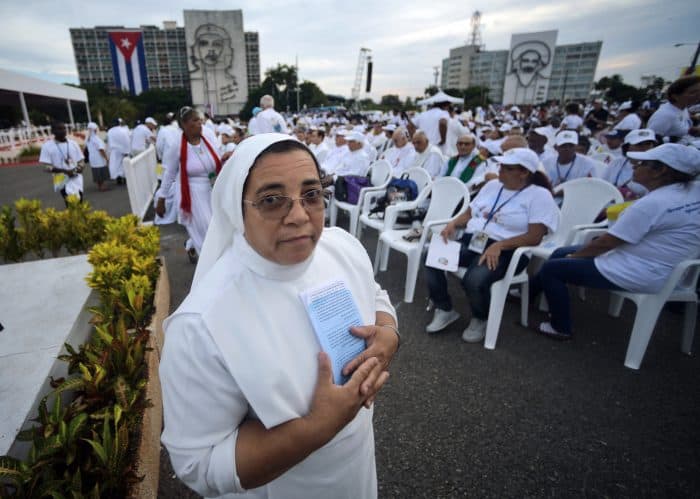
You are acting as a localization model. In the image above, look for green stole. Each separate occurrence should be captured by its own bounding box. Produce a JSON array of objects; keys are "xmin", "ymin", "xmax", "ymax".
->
[{"xmin": 445, "ymin": 153, "xmax": 484, "ymax": 183}]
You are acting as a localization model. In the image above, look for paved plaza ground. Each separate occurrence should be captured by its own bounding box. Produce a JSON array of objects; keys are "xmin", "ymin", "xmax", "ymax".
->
[{"xmin": 1, "ymin": 163, "xmax": 699, "ymax": 498}]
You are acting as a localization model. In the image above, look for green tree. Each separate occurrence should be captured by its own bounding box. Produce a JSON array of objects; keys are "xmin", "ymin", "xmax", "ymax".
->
[
  {"xmin": 595, "ymin": 74, "xmax": 644, "ymax": 103},
  {"xmin": 299, "ymin": 81, "xmax": 328, "ymax": 109},
  {"xmin": 464, "ymin": 86, "xmax": 490, "ymax": 109},
  {"xmin": 380, "ymin": 94, "xmax": 402, "ymax": 108}
]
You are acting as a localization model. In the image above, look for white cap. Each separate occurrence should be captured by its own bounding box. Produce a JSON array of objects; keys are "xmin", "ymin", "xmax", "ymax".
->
[
  {"xmin": 382, "ymin": 124, "xmax": 397, "ymax": 132},
  {"xmin": 219, "ymin": 125, "xmax": 234, "ymax": 137},
  {"xmin": 627, "ymin": 144, "xmax": 700, "ymax": 175},
  {"xmin": 618, "ymin": 101, "xmax": 632, "ymax": 111},
  {"xmin": 555, "ymin": 130, "xmax": 578, "ymax": 146},
  {"xmin": 494, "ymin": 147, "xmax": 540, "ymax": 173},
  {"xmin": 345, "ymin": 131, "xmax": 365, "ymax": 143},
  {"xmin": 145, "ymin": 117, "xmax": 157, "ymax": 126},
  {"xmin": 87, "ymin": 122, "xmax": 98, "ymax": 130},
  {"xmin": 499, "ymin": 123, "xmax": 512, "ymax": 132},
  {"xmin": 533, "ymin": 126, "xmax": 550, "ymax": 138},
  {"xmin": 624, "ymin": 128, "xmax": 657, "ymax": 145},
  {"xmin": 481, "ymin": 140, "xmax": 502, "ymax": 156}
]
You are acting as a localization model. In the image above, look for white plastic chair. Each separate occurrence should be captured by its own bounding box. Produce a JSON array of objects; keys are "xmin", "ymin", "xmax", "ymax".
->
[
  {"xmin": 357, "ymin": 167, "xmax": 432, "ymax": 242},
  {"xmin": 609, "ymin": 258, "xmax": 700, "ymax": 369},
  {"xmin": 329, "ymin": 160, "xmax": 391, "ymax": 237},
  {"xmin": 457, "ymin": 178, "xmax": 622, "ymax": 349},
  {"xmin": 375, "ymin": 177, "xmax": 470, "ymax": 303}
]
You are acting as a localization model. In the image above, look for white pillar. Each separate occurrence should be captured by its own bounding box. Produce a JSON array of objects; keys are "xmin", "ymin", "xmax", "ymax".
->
[
  {"xmin": 66, "ymin": 100, "xmax": 75, "ymax": 128},
  {"xmin": 19, "ymin": 91, "xmax": 30, "ymax": 126},
  {"xmin": 85, "ymin": 100, "xmax": 92, "ymax": 123}
]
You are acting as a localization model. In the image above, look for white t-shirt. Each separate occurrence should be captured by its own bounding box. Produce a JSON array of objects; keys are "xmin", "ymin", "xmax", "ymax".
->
[
  {"xmin": 465, "ymin": 180, "xmax": 559, "ymax": 241},
  {"xmin": 39, "ymin": 139, "xmax": 85, "ymax": 195},
  {"xmin": 613, "ymin": 113, "xmax": 642, "ymax": 131},
  {"xmin": 410, "ymin": 145, "xmax": 444, "ymax": 178},
  {"xmin": 131, "ymin": 124, "xmax": 154, "ymax": 154},
  {"xmin": 334, "ymin": 148, "xmax": 370, "ymax": 177},
  {"xmin": 382, "ymin": 144, "xmax": 416, "ymax": 176},
  {"xmin": 595, "ymin": 182, "xmax": 700, "ymax": 293},
  {"xmin": 599, "ymin": 157, "xmax": 647, "ymax": 197},
  {"xmin": 413, "ymin": 107, "xmax": 449, "ymax": 146},
  {"xmin": 543, "ymin": 153, "xmax": 597, "ymax": 187},
  {"xmin": 321, "ymin": 145, "xmax": 349, "ymax": 175},
  {"xmin": 255, "ymin": 108, "xmax": 288, "ymax": 134},
  {"xmin": 85, "ymin": 134, "xmax": 107, "ymax": 167},
  {"xmin": 561, "ymin": 115, "xmax": 584, "ymax": 130},
  {"xmin": 647, "ymin": 102, "xmax": 692, "ymax": 139}
]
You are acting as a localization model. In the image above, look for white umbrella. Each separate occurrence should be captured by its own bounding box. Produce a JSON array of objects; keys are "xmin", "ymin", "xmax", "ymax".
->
[{"xmin": 417, "ymin": 90, "xmax": 463, "ymax": 106}]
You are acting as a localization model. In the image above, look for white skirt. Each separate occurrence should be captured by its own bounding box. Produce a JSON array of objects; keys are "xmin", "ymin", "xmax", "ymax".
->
[
  {"xmin": 178, "ymin": 176, "xmax": 212, "ymax": 254},
  {"xmin": 108, "ymin": 151, "xmax": 126, "ymax": 179}
]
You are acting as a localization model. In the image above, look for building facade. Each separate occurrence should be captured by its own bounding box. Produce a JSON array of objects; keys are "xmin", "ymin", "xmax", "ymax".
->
[
  {"xmin": 70, "ymin": 14, "xmax": 260, "ymax": 113},
  {"xmin": 439, "ymin": 31, "xmax": 601, "ymax": 105}
]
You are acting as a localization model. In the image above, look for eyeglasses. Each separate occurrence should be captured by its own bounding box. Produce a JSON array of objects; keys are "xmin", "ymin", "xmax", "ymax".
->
[
  {"xmin": 631, "ymin": 159, "xmax": 661, "ymax": 170},
  {"xmin": 457, "ymin": 141, "xmax": 475, "ymax": 146},
  {"xmin": 243, "ymin": 189, "xmax": 327, "ymax": 219}
]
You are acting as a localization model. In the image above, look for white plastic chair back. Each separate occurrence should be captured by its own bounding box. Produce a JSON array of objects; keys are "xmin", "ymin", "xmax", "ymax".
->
[
  {"xmin": 404, "ymin": 167, "xmax": 432, "ymax": 194},
  {"xmin": 369, "ymin": 160, "xmax": 391, "ymax": 186},
  {"xmin": 553, "ymin": 177, "xmax": 623, "ymax": 247},
  {"xmin": 422, "ymin": 177, "xmax": 470, "ymax": 224}
]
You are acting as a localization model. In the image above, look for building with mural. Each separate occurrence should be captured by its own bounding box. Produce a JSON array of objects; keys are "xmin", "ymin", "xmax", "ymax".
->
[
  {"xmin": 440, "ymin": 30, "xmax": 602, "ymax": 105},
  {"xmin": 69, "ymin": 10, "xmax": 260, "ymax": 114}
]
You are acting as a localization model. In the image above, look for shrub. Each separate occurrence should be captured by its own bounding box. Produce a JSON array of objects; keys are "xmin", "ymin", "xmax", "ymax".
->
[{"xmin": 0, "ymin": 202, "xmax": 161, "ymax": 497}]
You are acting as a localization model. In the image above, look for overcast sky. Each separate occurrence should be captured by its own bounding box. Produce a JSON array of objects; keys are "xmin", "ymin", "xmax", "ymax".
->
[{"xmin": 1, "ymin": 0, "xmax": 698, "ymax": 100}]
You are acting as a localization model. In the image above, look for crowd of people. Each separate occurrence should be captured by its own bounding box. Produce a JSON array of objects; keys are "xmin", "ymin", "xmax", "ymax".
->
[{"xmin": 35, "ymin": 77, "xmax": 699, "ymax": 498}]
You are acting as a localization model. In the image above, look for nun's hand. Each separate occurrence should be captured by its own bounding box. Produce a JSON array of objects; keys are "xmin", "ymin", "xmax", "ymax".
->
[{"xmin": 343, "ymin": 324, "xmax": 399, "ymax": 407}]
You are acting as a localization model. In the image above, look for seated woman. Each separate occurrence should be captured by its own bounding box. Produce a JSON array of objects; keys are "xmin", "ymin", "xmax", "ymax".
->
[
  {"xmin": 160, "ymin": 134, "xmax": 399, "ymax": 498},
  {"xmin": 530, "ymin": 143, "xmax": 700, "ymax": 339},
  {"xmin": 425, "ymin": 148, "xmax": 559, "ymax": 343},
  {"xmin": 599, "ymin": 128, "xmax": 657, "ymax": 200}
]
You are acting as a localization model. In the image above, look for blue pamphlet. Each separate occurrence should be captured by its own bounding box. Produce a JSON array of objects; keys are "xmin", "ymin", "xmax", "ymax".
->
[{"xmin": 300, "ymin": 280, "xmax": 366, "ymax": 385}]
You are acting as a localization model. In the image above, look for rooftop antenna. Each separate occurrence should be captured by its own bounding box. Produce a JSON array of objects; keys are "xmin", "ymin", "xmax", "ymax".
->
[{"xmin": 469, "ymin": 11, "xmax": 483, "ymax": 51}]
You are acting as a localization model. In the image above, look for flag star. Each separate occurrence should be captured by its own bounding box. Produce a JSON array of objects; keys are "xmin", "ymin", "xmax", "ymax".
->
[{"xmin": 120, "ymin": 38, "xmax": 132, "ymax": 49}]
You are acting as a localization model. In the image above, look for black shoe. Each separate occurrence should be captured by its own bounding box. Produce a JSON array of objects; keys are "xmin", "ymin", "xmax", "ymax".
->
[{"xmin": 187, "ymin": 247, "xmax": 198, "ymax": 264}]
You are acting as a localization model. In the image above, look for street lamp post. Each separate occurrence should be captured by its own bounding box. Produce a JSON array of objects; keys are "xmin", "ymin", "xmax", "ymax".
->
[{"xmin": 675, "ymin": 42, "xmax": 700, "ymax": 75}]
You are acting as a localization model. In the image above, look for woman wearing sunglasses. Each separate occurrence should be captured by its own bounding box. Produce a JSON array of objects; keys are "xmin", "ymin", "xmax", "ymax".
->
[{"xmin": 160, "ymin": 134, "xmax": 399, "ymax": 498}]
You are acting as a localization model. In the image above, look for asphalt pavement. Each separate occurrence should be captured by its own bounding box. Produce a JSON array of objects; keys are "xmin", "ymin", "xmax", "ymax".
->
[{"xmin": 2, "ymin": 163, "xmax": 698, "ymax": 498}]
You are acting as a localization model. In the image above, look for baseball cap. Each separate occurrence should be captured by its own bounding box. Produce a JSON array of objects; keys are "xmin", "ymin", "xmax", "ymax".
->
[
  {"xmin": 494, "ymin": 147, "xmax": 540, "ymax": 173},
  {"xmin": 555, "ymin": 130, "xmax": 578, "ymax": 146},
  {"xmin": 618, "ymin": 101, "xmax": 632, "ymax": 111},
  {"xmin": 219, "ymin": 125, "xmax": 234, "ymax": 137},
  {"xmin": 87, "ymin": 122, "xmax": 98, "ymax": 130},
  {"xmin": 382, "ymin": 124, "xmax": 397, "ymax": 132},
  {"xmin": 145, "ymin": 117, "xmax": 157, "ymax": 126},
  {"xmin": 499, "ymin": 123, "xmax": 512, "ymax": 133},
  {"xmin": 604, "ymin": 130, "xmax": 627, "ymax": 141},
  {"xmin": 627, "ymin": 143, "xmax": 700, "ymax": 175},
  {"xmin": 345, "ymin": 131, "xmax": 365, "ymax": 142},
  {"xmin": 624, "ymin": 128, "xmax": 657, "ymax": 145}
]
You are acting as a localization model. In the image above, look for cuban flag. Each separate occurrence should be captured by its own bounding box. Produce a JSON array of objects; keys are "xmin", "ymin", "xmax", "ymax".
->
[{"xmin": 107, "ymin": 31, "xmax": 149, "ymax": 95}]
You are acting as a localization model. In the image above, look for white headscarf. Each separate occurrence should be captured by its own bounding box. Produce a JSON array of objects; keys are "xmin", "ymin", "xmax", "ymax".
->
[{"xmin": 193, "ymin": 133, "xmax": 309, "ymax": 287}]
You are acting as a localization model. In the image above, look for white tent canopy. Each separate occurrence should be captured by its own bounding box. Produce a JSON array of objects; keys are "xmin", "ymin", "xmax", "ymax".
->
[
  {"xmin": 0, "ymin": 68, "xmax": 90, "ymax": 127},
  {"xmin": 417, "ymin": 90, "xmax": 463, "ymax": 106}
]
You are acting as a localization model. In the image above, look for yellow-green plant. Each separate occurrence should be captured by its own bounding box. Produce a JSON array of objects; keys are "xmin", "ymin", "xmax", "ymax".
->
[{"xmin": 14, "ymin": 198, "xmax": 44, "ymax": 257}]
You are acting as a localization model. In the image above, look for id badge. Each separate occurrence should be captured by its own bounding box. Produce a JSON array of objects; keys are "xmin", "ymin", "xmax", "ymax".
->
[
  {"xmin": 53, "ymin": 173, "xmax": 67, "ymax": 192},
  {"xmin": 467, "ymin": 231, "xmax": 489, "ymax": 254}
]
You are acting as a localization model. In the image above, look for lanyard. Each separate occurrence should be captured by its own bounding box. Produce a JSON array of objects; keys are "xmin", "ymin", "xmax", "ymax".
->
[
  {"xmin": 190, "ymin": 143, "xmax": 215, "ymax": 174},
  {"xmin": 555, "ymin": 155, "xmax": 576, "ymax": 184},
  {"xmin": 482, "ymin": 185, "xmax": 527, "ymax": 229},
  {"xmin": 55, "ymin": 141, "xmax": 70, "ymax": 165},
  {"xmin": 614, "ymin": 159, "xmax": 628, "ymax": 186}
]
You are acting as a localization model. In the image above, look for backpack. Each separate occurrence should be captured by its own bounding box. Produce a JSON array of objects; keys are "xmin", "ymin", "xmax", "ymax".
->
[
  {"xmin": 334, "ymin": 175, "xmax": 371, "ymax": 204},
  {"xmin": 368, "ymin": 174, "xmax": 424, "ymax": 222}
]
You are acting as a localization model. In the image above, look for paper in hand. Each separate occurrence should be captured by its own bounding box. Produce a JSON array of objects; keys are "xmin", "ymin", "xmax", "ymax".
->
[
  {"xmin": 425, "ymin": 236, "xmax": 461, "ymax": 272},
  {"xmin": 300, "ymin": 280, "xmax": 366, "ymax": 385}
]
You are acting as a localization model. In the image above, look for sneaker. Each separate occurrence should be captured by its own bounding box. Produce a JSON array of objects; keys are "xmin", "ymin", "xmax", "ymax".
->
[
  {"xmin": 462, "ymin": 318, "xmax": 487, "ymax": 343},
  {"xmin": 534, "ymin": 321, "xmax": 571, "ymax": 341},
  {"xmin": 426, "ymin": 308, "xmax": 460, "ymax": 333}
]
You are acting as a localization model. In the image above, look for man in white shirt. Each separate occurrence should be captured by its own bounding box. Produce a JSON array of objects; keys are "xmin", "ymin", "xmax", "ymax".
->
[
  {"xmin": 366, "ymin": 122, "xmax": 387, "ymax": 152},
  {"xmin": 612, "ymin": 101, "xmax": 642, "ymax": 132},
  {"xmin": 408, "ymin": 102, "xmax": 450, "ymax": 147},
  {"xmin": 308, "ymin": 128, "xmax": 330, "ymax": 163},
  {"xmin": 527, "ymin": 127, "xmax": 557, "ymax": 165},
  {"xmin": 334, "ymin": 131, "xmax": 371, "ymax": 177},
  {"xmin": 409, "ymin": 130, "xmax": 445, "ymax": 178},
  {"xmin": 381, "ymin": 127, "xmax": 416, "ymax": 176},
  {"xmin": 442, "ymin": 108, "xmax": 470, "ymax": 157},
  {"xmin": 542, "ymin": 130, "xmax": 597, "ymax": 187},
  {"xmin": 255, "ymin": 95, "xmax": 288, "ymax": 134},
  {"xmin": 321, "ymin": 130, "xmax": 349, "ymax": 176},
  {"xmin": 85, "ymin": 122, "xmax": 109, "ymax": 192},
  {"xmin": 377, "ymin": 124, "xmax": 396, "ymax": 156},
  {"xmin": 247, "ymin": 107, "xmax": 262, "ymax": 135},
  {"xmin": 156, "ymin": 113, "xmax": 179, "ymax": 162},
  {"xmin": 439, "ymin": 134, "xmax": 486, "ymax": 191},
  {"xmin": 106, "ymin": 118, "xmax": 130, "ymax": 184},
  {"xmin": 39, "ymin": 121, "xmax": 85, "ymax": 203},
  {"xmin": 131, "ymin": 117, "xmax": 157, "ymax": 156}
]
